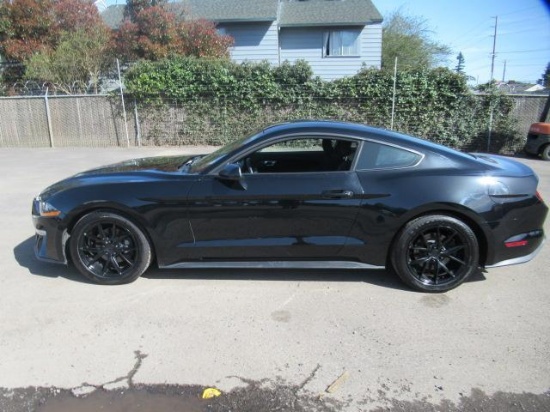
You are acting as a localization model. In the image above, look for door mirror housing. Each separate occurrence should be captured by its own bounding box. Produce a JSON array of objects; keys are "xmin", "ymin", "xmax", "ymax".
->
[
  {"xmin": 218, "ymin": 163, "xmax": 247, "ymax": 190},
  {"xmin": 219, "ymin": 163, "xmax": 242, "ymax": 181}
]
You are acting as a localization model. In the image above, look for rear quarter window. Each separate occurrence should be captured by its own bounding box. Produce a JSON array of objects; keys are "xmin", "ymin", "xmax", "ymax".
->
[{"xmin": 356, "ymin": 141, "xmax": 422, "ymax": 170}]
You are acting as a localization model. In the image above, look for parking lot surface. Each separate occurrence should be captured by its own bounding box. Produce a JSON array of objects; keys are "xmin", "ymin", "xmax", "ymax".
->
[{"xmin": 0, "ymin": 147, "xmax": 549, "ymax": 411}]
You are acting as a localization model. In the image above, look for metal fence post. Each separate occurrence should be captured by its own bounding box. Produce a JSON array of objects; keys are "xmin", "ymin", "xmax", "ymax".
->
[
  {"xmin": 390, "ymin": 57, "xmax": 398, "ymax": 131},
  {"xmin": 133, "ymin": 99, "xmax": 142, "ymax": 147},
  {"xmin": 117, "ymin": 59, "xmax": 131, "ymax": 148},
  {"xmin": 44, "ymin": 88, "xmax": 54, "ymax": 148}
]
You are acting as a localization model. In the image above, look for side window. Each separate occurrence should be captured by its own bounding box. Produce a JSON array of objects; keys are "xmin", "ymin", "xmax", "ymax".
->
[
  {"xmin": 323, "ymin": 30, "xmax": 361, "ymax": 57},
  {"xmin": 356, "ymin": 141, "xmax": 421, "ymax": 170},
  {"xmin": 239, "ymin": 137, "xmax": 358, "ymax": 174}
]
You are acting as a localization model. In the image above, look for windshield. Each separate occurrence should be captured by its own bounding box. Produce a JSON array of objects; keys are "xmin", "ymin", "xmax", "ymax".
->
[{"xmin": 189, "ymin": 130, "xmax": 262, "ymax": 173}]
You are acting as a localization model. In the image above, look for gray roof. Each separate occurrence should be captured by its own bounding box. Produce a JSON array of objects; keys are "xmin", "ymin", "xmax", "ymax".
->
[
  {"xmin": 178, "ymin": 0, "xmax": 278, "ymax": 22},
  {"xmin": 280, "ymin": 0, "xmax": 382, "ymax": 27},
  {"xmin": 101, "ymin": 0, "xmax": 382, "ymax": 28}
]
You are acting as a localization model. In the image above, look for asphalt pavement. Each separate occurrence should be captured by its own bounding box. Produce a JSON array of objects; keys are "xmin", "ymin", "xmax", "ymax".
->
[{"xmin": 0, "ymin": 147, "xmax": 549, "ymax": 411}]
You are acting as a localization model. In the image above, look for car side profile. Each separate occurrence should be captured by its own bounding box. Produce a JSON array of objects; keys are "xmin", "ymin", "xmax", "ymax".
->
[{"xmin": 33, "ymin": 121, "xmax": 548, "ymax": 292}]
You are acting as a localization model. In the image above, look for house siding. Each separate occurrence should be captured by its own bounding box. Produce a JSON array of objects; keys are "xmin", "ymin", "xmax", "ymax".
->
[
  {"xmin": 219, "ymin": 21, "xmax": 279, "ymax": 65},
  {"xmin": 279, "ymin": 23, "xmax": 382, "ymax": 81}
]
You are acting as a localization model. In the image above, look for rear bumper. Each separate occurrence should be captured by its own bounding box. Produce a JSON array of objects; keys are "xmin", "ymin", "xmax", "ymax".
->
[
  {"xmin": 486, "ymin": 236, "xmax": 545, "ymax": 268},
  {"xmin": 485, "ymin": 198, "xmax": 548, "ymax": 267}
]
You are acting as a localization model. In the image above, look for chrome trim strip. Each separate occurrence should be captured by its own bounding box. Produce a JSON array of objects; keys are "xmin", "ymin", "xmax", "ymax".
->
[
  {"xmin": 161, "ymin": 261, "xmax": 385, "ymax": 270},
  {"xmin": 486, "ymin": 237, "xmax": 545, "ymax": 268}
]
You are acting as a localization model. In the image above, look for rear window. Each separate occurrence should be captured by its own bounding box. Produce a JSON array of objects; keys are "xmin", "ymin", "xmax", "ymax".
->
[{"xmin": 356, "ymin": 141, "xmax": 422, "ymax": 170}]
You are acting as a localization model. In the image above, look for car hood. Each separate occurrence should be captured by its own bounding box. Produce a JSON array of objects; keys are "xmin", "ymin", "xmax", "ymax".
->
[
  {"xmin": 38, "ymin": 155, "xmax": 197, "ymax": 200},
  {"xmin": 75, "ymin": 155, "xmax": 196, "ymax": 175}
]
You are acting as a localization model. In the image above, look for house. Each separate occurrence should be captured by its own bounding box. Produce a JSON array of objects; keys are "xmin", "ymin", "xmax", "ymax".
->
[
  {"xmin": 102, "ymin": 0, "xmax": 383, "ymax": 81},
  {"xmin": 496, "ymin": 82, "xmax": 549, "ymax": 95}
]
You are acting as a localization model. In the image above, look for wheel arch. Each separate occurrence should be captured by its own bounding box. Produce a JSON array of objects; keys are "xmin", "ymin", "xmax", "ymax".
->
[
  {"xmin": 64, "ymin": 203, "xmax": 157, "ymax": 264},
  {"xmin": 387, "ymin": 207, "xmax": 490, "ymax": 267},
  {"xmin": 539, "ymin": 142, "xmax": 550, "ymax": 159}
]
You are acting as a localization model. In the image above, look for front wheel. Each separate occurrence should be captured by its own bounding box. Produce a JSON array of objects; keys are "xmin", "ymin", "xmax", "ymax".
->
[
  {"xmin": 541, "ymin": 144, "xmax": 550, "ymax": 161},
  {"xmin": 390, "ymin": 215, "xmax": 479, "ymax": 293},
  {"xmin": 69, "ymin": 211, "xmax": 152, "ymax": 285}
]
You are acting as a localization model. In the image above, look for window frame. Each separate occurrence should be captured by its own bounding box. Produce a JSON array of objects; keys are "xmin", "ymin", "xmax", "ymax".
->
[
  {"xmin": 355, "ymin": 139, "xmax": 424, "ymax": 171},
  {"xmin": 222, "ymin": 134, "xmax": 361, "ymax": 175},
  {"xmin": 323, "ymin": 29, "xmax": 361, "ymax": 58}
]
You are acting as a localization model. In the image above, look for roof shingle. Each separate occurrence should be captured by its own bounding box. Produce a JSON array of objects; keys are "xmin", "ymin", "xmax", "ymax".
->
[
  {"xmin": 178, "ymin": 0, "xmax": 278, "ymax": 22},
  {"xmin": 280, "ymin": 0, "xmax": 382, "ymax": 27},
  {"xmin": 101, "ymin": 0, "xmax": 383, "ymax": 28}
]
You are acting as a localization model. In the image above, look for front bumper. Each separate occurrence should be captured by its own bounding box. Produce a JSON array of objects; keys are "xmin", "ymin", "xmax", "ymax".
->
[{"xmin": 33, "ymin": 215, "xmax": 69, "ymax": 264}]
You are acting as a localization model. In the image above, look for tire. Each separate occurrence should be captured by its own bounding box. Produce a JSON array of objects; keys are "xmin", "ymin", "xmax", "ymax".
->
[
  {"xmin": 390, "ymin": 215, "xmax": 479, "ymax": 293},
  {"xmin": 541, "ymin": 145, "xmax": 550, "ymax": 161},
  {"xmin": 69, "ymin": 211, "xmax": 152, "ymax": 285}
]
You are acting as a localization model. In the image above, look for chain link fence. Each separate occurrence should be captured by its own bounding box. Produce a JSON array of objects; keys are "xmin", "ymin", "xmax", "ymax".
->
[
  {"xmin": 0, "ymin": 92, "xmax": 548, "ymax": 151},
  {"xmin": 0, "ymin": 94, "xmax": 134, "ymax": 147}
]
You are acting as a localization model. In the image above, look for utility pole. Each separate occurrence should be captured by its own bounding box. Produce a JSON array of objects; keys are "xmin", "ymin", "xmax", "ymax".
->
[
  {"xmin": 490, "ymin": 16, "xmax": 498, "ymax": 81},
  {"xmin": 502, "ymin": 60, "xmax": 507, "ymax": 82}
]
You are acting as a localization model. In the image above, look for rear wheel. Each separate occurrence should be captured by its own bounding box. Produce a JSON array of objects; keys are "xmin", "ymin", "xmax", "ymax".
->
[
  {"xmin": 69, "ymin": 211, "xmax": 152, "ymax": 285},
  {"xmin": 541, "ymin": 144, "xmax": 550, "ymax": 161},
  {"xmin": 391, "ymin": 215, "xmax": 479, "ymax": 292}
]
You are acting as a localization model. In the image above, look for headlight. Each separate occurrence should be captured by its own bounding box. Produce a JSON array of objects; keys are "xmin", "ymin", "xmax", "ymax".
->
[{"xmin": 34, "ymin": 196, "xmax": 61, "ymax": 217}]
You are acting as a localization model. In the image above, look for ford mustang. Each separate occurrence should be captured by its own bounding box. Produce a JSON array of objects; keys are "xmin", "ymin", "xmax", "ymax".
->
[{"xmin": 32, "ymin": 121, "xmax": 548, "ymax": 292}]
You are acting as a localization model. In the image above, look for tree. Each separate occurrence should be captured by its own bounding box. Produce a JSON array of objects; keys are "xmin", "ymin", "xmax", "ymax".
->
[
  {"xmin": 0, "ymin": 0, "xmax": 102, "ymax": 62},
  {"xmin": 0, "ymin": 0, "xmax": 56, "ymax": 62},
  {"xmin": 25, "ymin": 26, "xmax": 113, "ymax": 93},
  {"xmin": 113, "ymin": 4, "xmax": 179, "ymax": 60},
  {"xmin": 455, "ymin": 52, "xmax": 465, "ymax": 74},
  {"xmin": 178, "ymin": 20, "xmax": 232, "ymax": 58},
  {"xmin": 113, "ymin": 1, "xmax": 233, "ymax": 61},
  {"xmin": 382, "ymin": 10, "xmax": 451, "ymax": 71},
  {"xmin": 537, "ymin": 62, "xmax": 549, "ymax": 87}
]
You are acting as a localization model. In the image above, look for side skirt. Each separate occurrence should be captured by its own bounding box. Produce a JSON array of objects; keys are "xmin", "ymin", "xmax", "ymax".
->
[{"xmin": 160, "ymin": 261, "xmax": 385, "ymax": 270}]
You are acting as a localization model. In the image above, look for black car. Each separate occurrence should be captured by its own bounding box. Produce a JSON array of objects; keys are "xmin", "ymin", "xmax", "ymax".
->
[{"xmin": 33, "ymin": 121, "xmax": 548, "ymax": 292}]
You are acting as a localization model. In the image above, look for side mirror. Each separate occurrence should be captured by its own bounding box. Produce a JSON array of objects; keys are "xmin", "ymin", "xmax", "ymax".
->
[
  {"xmin": 218, "ymin": 163, "xmax": 247, "ymax": 190},
  {"xmin": 218, "ymin": 163, "xmax": 242, "ymax": 181}
]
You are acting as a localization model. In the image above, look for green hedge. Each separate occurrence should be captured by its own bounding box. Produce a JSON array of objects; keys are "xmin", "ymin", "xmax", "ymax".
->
[{"xmin": 124, "ymin": 57, "xmax": 520, "ymax": 152}]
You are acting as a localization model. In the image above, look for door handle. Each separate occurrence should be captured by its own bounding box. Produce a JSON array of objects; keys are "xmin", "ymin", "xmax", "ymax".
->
[{"xmin": 322, "ymin": 190, "xmax": 354, "ymax": 199}]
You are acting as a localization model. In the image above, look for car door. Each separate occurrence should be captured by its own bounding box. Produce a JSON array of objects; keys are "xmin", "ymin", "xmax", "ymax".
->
[{"xmin": 184, "ymin": 137, "xmax": 364, "ymax": 261}]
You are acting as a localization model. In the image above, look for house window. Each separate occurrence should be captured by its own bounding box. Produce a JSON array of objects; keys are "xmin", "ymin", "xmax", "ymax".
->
[{"xmin": 323, "ymin": 30, "xmax": 360, "ymax": 57}]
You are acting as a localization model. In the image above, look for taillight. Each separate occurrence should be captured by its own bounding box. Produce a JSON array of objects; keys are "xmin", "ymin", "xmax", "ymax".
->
[
  {"xmin": 505, "ymin": 240, "xmax": 528, "ymax": 248},
  {"xmin": 535, "ymin": 191, "xmax": 545, "ymax": 203}
]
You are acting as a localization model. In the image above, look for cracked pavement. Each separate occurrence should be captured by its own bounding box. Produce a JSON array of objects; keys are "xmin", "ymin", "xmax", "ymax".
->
[{"xmin": 0, "ymin": 148, "xmax": 549, "ymax": 411}]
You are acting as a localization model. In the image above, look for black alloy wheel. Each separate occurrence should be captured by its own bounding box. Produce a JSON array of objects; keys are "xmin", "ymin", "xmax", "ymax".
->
[
  {"xmin": 69, "ymin": 211, "xmax": 152, "ymax": 285},
  {"xmin": 391, "ymin": 215, "xmax": 479, "ymax": 292}
]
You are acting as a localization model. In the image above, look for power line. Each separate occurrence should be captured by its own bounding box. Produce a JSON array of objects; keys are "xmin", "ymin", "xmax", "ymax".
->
[
  {"xmin": 497, "ymin": 5, "xmax": 539, "ymax": 17},
  {"xmin": 498, "ymin": 27, "xmax": 547, "ymax": 36},
  {"xmin": 498, "ymin": 48, "xmax": 550, "ymax": 54}
]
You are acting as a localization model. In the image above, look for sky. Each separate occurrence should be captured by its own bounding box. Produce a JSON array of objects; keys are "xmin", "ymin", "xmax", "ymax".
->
[
  {"xmin": 374, "ymin": 0, "xmax": 550, "ymax": 84},
  {"xmin": 99, "ymin": 0, "xmax": 550, "ymax": 85}
]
